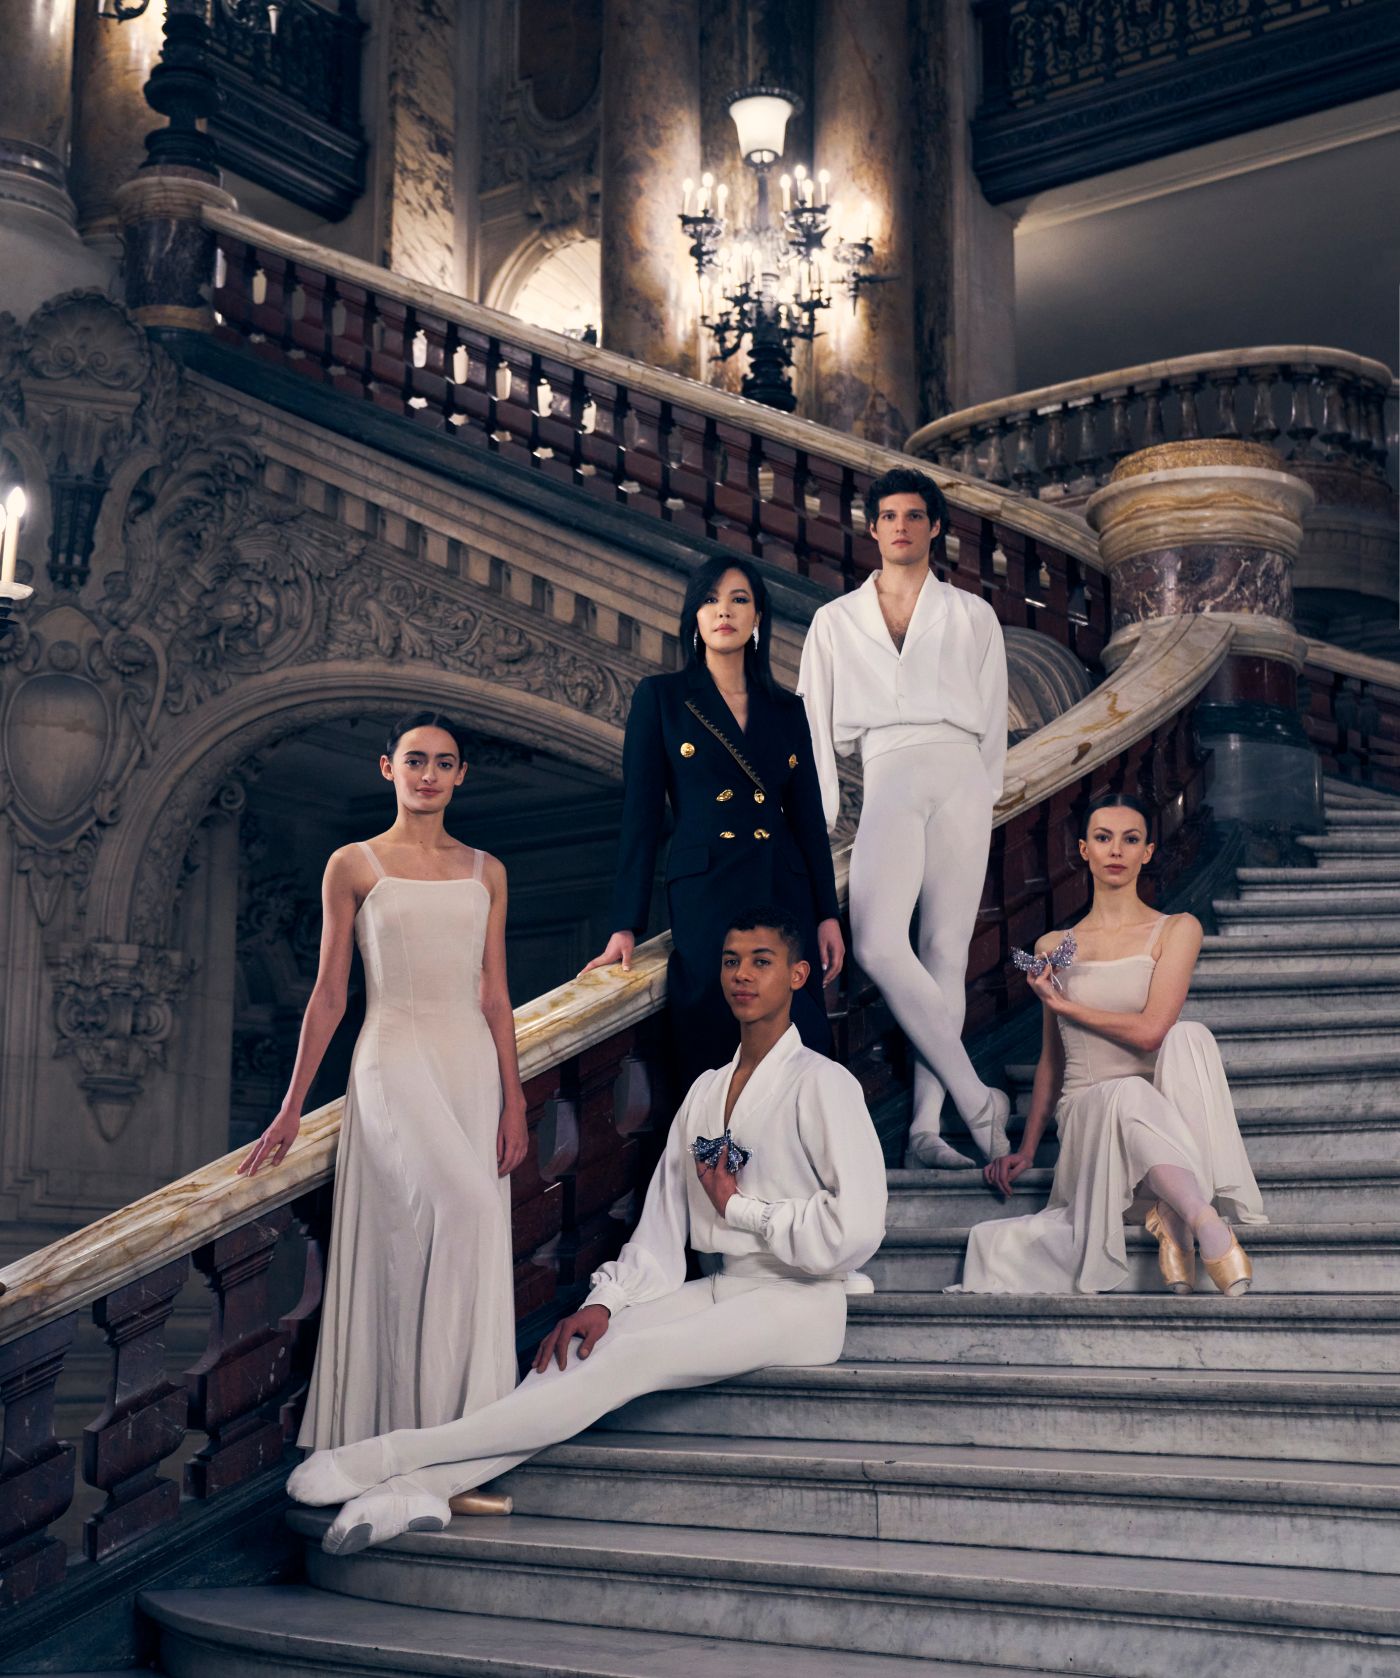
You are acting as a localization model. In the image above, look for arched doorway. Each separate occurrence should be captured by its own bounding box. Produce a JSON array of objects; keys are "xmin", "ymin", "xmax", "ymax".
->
[{"xmin": 224, "ymin": 712, "xmax": 634, "ymax": 1148}]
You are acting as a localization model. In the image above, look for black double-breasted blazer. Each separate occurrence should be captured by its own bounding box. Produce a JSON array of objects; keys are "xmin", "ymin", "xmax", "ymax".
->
[{"xmin": 609, "ymin": 665, "xmax": 841, "ymax": 1086}]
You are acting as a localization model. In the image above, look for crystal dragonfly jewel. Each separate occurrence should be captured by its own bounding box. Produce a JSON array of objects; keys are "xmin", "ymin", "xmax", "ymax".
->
[
  {"xmin": 690, "ymin": 1130, "xmax": 751, "ymax": 1174},
  {"xmin": 1010, "ymin": 931, "xmax": 1077, "ymax": 993}
]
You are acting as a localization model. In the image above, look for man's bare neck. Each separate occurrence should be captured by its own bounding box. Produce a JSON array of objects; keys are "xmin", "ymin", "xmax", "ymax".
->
[{"xmin": 737, "ymin": 1012, "xmax": 790, "ymax": 1072}]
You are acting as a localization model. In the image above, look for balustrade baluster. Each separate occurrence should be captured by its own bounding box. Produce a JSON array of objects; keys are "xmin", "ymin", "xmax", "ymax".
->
[
  {"xmin": 287, "ymin": 263, "xmax": 331, "ymax": 378},
  {"xmin": 1141, "ymin": 383, "xmax": 1167, "ymax": 449},
  {"xmin": 984, "ymin": 420, "xmax": 1012, "ymax": 487},
  {"xmin": 622, "ymin": 391, "xmax": 666, "ymax": 519},
  {"xmin": 276, "ymin": 1188, "xmax": 332, "ymax": 1440},
  {"xmin": 1364, "ymin": 387, "xmax": 1389, "ymax": 471},
  {"xmin": 248, "ymin": 250, "xmax": 291, "ymax": 363},
  {"xmin": 1286, "ymin": 366, "xmax": 1317, "ymax": 456},
  {"xmin": 82, "ymin": 1260, "xmax": 190, "ymax": 1561},
  {"xmin": 755, "ymin": 438, "xmax": 801, "ymax": 574},
  {"xmin": 1171, "ymin": 374, "xmax": 1202, "ymax": 441},
  {"xmin": 1317, "ymin": 373, "xmax": 1347, "ymax": 456},
  {"xmin": 327, "ymin": 279, "xmax": 370, "ymax": 401},
  {"xmin": 711, "ymin": 422, "xmax": 758, "ymax": 554},
  {"xmin": 1341, "ymin": 379, "xmax": 1365, "ymax": 467},
  {"xmin": 489, "ymin": 344, "xmax": 534, "ymax": 468},
  {"xmin": 366, "ymin": 293, "xmax": 410, "ymax": 415},
  {"xmin": 1249, "ymin": 366, "xmax": 1280, "ymax": 445},
  {"xmin": 211, "ymin": 236, "xmax": 255, "ymax": 343},
  {"xmin": 663, "ymin": 405, "xmax": 711, "ymax": 535},
  {"xmin": 1069, "ymin": 398, "xmax": 1100, "ymax": 491},
  {"xmin": 1210, "ymin": 370, "xmax": 1241, "ymax": 439},
  {"xmin": 0, "ymin": 1314, "xmax": 78, "ymax": 1607},
  {"xmin": 1041, "ymin": 404, "xmax": 1069, "ymax": 496},
  {"xmin": 184, "ymin": 1210, "xmax": 293, "ymax": 1499},
  {"xmin": 956, "ymin": 428, "xmax": 980, "ymax": 479},
  {"xmin": 533, "ymin": 355, "xmax": 580, "ymax": 484},
  {"xmin": 1010, "ymin": 413, "xmax": 1040, "ymax": 493},
  {"xmin": 577, "ymin": 373, "xmax": 624, "ymax": 501},
  {"xmin": 1106, "ymin": 392, "xmax": 1132, "ymax": 462},
  {"xmin": 406, "ymin": 309, "xmax": 452, "ymax": 430}
]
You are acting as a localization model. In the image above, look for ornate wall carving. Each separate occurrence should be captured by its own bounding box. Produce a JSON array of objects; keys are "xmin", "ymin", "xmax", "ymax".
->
[{"xmin": 0, "ymin": 291, "xmax": 646, "ymax": 1226}]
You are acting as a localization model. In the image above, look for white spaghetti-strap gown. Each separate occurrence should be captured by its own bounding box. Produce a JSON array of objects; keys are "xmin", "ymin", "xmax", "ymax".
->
[
  {"xmin": 298, "ymin": 843, "xmax": 517, "ymax": 1447},
  {"xmin": 957, "ymin": 914, "xmax": 1267, "ymax": 1294}
]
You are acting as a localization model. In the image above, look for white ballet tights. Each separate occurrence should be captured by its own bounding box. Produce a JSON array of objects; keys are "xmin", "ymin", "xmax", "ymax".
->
[
  {"xmin": 848, "ymin": 741, "xmax": 995, "ymax": 1137},
  {"xmin": 1144, "ymin": 1163, "xmax": 1232, "ymax": 1261},
  {"xmin": 318, "ymin": 1272, "xmax": 846, "ymax": 1506}
]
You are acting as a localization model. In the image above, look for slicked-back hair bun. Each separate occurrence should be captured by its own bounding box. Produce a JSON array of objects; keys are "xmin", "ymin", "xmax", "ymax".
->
[{"xmin": 384, "ymin": 711, "xmax": 471, "ymax": 763}]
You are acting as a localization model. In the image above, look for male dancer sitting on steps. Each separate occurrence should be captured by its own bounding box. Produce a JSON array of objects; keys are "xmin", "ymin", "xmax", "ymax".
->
[
  {"xmin": 288, "ymin": 904, "xmax": 889, "ymax": 1554},
  {"xmin": 799, "ymin": 465, "xmax": 1011, "ymax": 1170}
]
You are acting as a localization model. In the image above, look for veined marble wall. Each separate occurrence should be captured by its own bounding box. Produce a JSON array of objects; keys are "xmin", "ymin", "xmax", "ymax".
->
[{"xmin": 381, "ymin": 0, "xmax": 462, "ymax": 291}]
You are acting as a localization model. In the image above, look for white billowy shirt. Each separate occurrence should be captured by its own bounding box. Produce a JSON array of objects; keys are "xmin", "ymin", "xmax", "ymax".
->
[
  {"xmin": 797, "ymin": 569, "xmax": 1009, "ymax": 830},
  {"xmin": 583, "ymin": 1024, "xmax": 888, "ymax": 1316}
]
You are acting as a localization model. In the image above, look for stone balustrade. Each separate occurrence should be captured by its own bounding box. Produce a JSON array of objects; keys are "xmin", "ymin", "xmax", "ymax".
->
[
  {"xmin": 1302, "ymin": 641, "xmax": 1400, "ymax": 797},
  {"xmin": 906, "ymin": 347, "xmax": 1396, "ymax": 507},
  {"xmin": 201, "ymin": 206, "xmax": 1111, "ymax": 670},
  {"xmin": 0, "ymin": 615, "xmax": 1229, "ymax": 1619}
]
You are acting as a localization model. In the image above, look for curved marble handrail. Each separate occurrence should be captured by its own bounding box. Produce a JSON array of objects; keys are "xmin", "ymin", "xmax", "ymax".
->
[
  {"xmin": 0, "ymin": 612, "xmax": 1235, "ymax": 1347},
  {"xmin": 1305, "ymin": 639, "xmax": 1400, "ymax": 689},
  {"xmin": 907, "ymin": 346, "xmax": 1397, "ymax": 501},
  {"xmin": 200, "ymin": 204, "xmax": 1101, "ymax": 570}
]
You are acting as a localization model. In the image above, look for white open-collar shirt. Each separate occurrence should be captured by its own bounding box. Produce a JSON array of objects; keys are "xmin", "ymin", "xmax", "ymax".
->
[{"xmin": 797, "ymin": 569, "xmax": 1009, "ymax": 830}]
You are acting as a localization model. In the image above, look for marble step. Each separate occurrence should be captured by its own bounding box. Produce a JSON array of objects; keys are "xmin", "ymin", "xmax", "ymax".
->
[
  {"xmin": 841, "ymin": 1291, "xmax": 1400, "ymax": 1371},
  {"xmin": 1214, "ymin": 894, "xmax": 1400, "ymax": 932},
  {"xmin": 1321, "ymin": 806, "xmax": 1400, "ymax": 825},
  {"xmin": 1238, "ymin": 866, "xmax": 1400, "ymax": 891},
  {"xmin": 495, "ymin": 1431, "xmax": 1400, "ymax": 1575},
  {"xmin": 1180, "ymin": 989, "xmax": 1400, "ymax": 1034},
  {"xmin": 1303, "ymin": 834, "xmax": 1400, "ymax": 859},
  {"xmin": 1191, "ymin": 949, "xmax": 1400, "ymax": 987},
  {"xmin": 1201, "ymin": 925, "xmax": 1400, "ymax": 953},
  {"xmin": 1323, "ymin": 778, "xmax": 1399, "ymax": 808},
  {"xmin": 142, "ymin": 1585, "xmax": 1009, "ymax": 1678},
  {"xmin": 864, "ymin": 1223, "xmax": 1400, "ymax": 1296},
  {"xmin": 598, "ymin": 1361, "xmax": 1399, "ymax": 1464},
  {"xmin": 886, "ymin": 1160, "xmax": 1400, "ymax": 1225},
  {"xmin": 290, "ymin": 1511, "xmax": 1400, "ymax": 1678}
]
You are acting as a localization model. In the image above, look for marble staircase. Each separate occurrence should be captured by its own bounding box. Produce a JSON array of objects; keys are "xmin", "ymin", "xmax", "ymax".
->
[{"xmin": 139, "ymin": 778, "xmax": 1400, "ymax": 1676}]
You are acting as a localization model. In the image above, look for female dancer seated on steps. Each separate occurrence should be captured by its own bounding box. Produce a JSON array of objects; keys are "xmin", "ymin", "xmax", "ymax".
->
[{"xmin": 955, "ymin": 791, "xmax": 1267, "ymax": 1296}]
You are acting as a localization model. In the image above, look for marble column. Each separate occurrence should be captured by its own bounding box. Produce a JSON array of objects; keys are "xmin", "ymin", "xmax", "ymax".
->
[
  {"xmin": 600, "ymin": 0, "xmax": 701, "ymax": 375},
  {"xmin": 1087, "ymin": 439, "xmax": 1322, "ymax": 840},
  {"xmin": 70, "ymin": 0, "xmax": 165, "ymax": 260},
  {"xmin": 809, "ymin": 0, "xmax": 917, "ymax": 445},
  {"xmin": 0, "ymin": 0, "xmax": 110, "ymax": 318},
  {"xmin": 379, "ymin": 0, "xmax": 461, "ymax": 292}
]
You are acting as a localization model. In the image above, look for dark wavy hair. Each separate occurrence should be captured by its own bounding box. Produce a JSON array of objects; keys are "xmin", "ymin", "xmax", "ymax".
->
[
  {"xmin": 678, "ymin": 556, "xmax": 779, "ymax": 697},
  {"xmin": 384, "ymin": 710, "xmax": 471, "ymax": 763},
  {"xmin": 725, "ymin": 903, "xmax": 805, "ymax": 963},
  {"xmin": 863, "ymin": 465, "xmax": 949, "ymax": 535},
  {"xmin": 1082, "ymin": 788, "xmax": 1154, "ymax": 841}
]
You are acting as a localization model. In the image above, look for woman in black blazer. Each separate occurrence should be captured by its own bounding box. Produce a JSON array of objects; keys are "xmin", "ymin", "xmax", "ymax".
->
[{"xmin": 583, "ymin": 556, "xmax": 844, "ymax": 1089}]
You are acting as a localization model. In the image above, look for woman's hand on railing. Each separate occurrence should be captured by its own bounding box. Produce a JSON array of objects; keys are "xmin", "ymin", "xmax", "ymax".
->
[
  {"xmin": 237, "ymin": 1105, "xmax": 302, "ymax": 1177},
  {"xmin": 496, "ymin": 1099, "xmax": 529, "ymax": 1177},
  {"xmin": 579, "ymin": 930, "xmax": 636, "ymax": 976}
]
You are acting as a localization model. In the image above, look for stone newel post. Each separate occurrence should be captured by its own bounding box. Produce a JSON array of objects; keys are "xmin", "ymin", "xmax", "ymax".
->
[{"xmin": 1087, "ymin": 440, "xmax": 1321, "ymax": 838}]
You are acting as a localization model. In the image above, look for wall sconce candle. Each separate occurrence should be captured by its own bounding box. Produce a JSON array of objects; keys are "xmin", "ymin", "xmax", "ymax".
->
[{"xmin": 0, "ymin": 487, "xmax": 26, "ymax": 587}]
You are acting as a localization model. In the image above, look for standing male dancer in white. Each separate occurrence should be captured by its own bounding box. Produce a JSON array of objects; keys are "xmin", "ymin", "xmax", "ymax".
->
[
  {"xmin": 799, "ymin": 466, "xmax": 1010, "ymax": 1169},
  {"xmin": 287, "ymin": 905, "xmax": 888, "ymax": 1554}
]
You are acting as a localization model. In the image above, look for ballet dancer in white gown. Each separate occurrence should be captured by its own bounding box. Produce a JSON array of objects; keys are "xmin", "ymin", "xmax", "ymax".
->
[
  {"xmin": 957, "ymin": 792, "xmax": 1266, "ymax": 1295},
  {"xmin": 240, "ymin": 711, "xmax": 530, "ymax": 1445}
]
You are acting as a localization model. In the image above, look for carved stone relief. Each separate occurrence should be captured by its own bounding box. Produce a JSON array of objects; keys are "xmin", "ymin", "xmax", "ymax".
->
[{"xmin": 0, "ymin": 290, "xmax": 637, "ymax": 1172}]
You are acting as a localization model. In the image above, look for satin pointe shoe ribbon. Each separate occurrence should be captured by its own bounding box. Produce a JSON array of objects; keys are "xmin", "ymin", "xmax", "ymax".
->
[
  {"xmin": 1010, "ymin": 931, "xmax": 1077, "ymax": 993},
  {"xmin": 690, "ymin": 1130, "xmax": 751, "ymax": 1174}
]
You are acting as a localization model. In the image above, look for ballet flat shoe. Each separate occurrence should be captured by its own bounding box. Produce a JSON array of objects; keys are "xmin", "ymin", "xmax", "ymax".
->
[
  {"xmin": 966, "ymin": 1087, "xmax": 1012, "ymax": 1163},
  {"xmin": 1200, "ymin": 1228, "xmax": 1253, "ymax": 1297},
  {"xmin": 448, "ymin": 1490, "xmax": 514, "ymax": 1516},
  {"xmin": 1144, "ymin": 1203, "xmax": 1196, "ymax": 1294},
  {"xmin": 908, "ymin": 1133, "xmax": 978, "ymax": 1170},
  {"xmin": 287, "ymin": 1447, "xmax": 379, "ymax": 1507},
  {"xmin": 322, "ymin": 1486, "xmax": 451, "ymax": 1555}
]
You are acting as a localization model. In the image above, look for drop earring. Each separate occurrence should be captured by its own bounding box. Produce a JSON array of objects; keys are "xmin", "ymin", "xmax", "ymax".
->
[
  {"xmin": 693, "ymin": 630, "xmax": 700, "ymax": 651},
  {"xmin": 751, "ymin": 626, "xmax": 759, "ymax": 648}
]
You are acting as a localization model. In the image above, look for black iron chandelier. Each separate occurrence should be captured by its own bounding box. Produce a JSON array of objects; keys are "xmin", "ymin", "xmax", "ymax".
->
[{"xmin": 679, "ymin": 86, "xmax": 886, "ymax": 412}]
